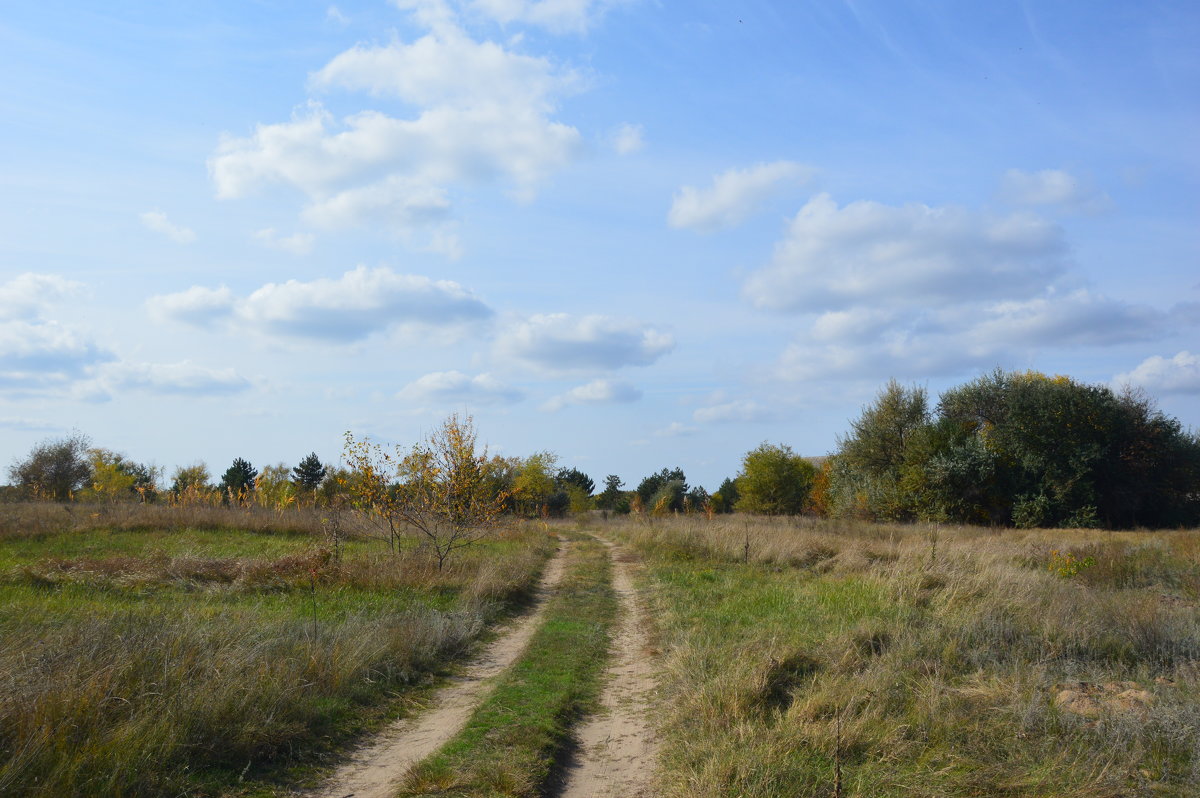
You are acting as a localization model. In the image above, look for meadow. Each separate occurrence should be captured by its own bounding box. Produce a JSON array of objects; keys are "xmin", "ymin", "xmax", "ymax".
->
[
  {"xmin": 0, "ymin": 502, "xmax": 556, "ymax": 797},
  {"xmin": 3, "ymin": 498, "xmax": 1198, "ymax": 798},
  {"xmin": 607, "ymin": 514, "xmax": 1200, "ymax": 797}
]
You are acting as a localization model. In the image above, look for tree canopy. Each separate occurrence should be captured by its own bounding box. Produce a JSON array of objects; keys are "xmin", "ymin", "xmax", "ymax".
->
[{"xmin": 735, "ymin": 442, "xmax": 816, "ymax": 516}]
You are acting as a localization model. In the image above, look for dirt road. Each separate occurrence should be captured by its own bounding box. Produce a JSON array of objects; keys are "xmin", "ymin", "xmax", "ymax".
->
[
  {"xmin": 556, "ymin": 538, "xmax": 658, "ymax": 798},
  {"xmin": 307, "ymin": 542, "xmax": 568, "ymax": 798}
]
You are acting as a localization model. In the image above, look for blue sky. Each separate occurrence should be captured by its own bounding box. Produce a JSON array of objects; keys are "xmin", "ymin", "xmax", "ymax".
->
[{"xmin": 2, "ymin": 0, "xmax": 1197, "ymax": 490}]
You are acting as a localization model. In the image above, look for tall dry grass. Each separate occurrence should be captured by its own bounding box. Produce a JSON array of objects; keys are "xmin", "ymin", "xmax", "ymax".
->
[
  {"xmin": 607, "ymin": 515, "xmax": 1200, "ymax": 797},
  {"xmin": 0, "ymin": 510, "xmax": 555, "ymax": 797}
]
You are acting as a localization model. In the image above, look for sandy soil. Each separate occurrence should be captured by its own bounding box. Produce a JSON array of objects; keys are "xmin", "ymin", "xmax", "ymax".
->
[
  {"xmin": 557, "ymin": 539, "xmax": 659, "ymax": 798},
  {"xmin": 306, "ymin": 542, "xmax": 568, "ymax": 798}
]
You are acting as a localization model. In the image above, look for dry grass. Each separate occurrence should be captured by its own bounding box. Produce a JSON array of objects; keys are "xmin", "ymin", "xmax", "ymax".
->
[
  {"xmin": 0, "ymin": 500, "xmax": 333, "ymax": 541},
  {"xmin": 0, "ymin": 505, "xmax": 555, "ymax": 797},
  {"xmin": 605, "ymin": 514, "xmax": 1200, "ymax": 797}
]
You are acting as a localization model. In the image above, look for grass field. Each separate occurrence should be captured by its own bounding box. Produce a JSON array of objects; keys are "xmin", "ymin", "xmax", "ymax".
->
[
  {"xmin": 0, "ymin": 503, "xmax": 555, "ymax": 797},
  {"xmin": 608, "ymin": 515, "xmax": 1200, "ymax": 798},
  {"xmin": 4, "ymin": 501, "xmax": 1198, "ymax": 797}
]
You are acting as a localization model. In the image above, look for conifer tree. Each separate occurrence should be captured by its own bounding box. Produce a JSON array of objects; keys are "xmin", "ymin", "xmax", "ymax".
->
[{"xmin": 292, "ymin": 452, "xmax": 327, "ymax": 492}]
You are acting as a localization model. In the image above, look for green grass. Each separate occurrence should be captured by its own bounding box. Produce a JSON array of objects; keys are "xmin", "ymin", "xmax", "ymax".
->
[
  {"xmin": 610, "ymin": 516, "xmax": 1200, "ymax": 798},
  {"xmin": 0, "ymin": 516, "xmax": 556, "ymax": 798},
  {"xmin": 400, "ymin": 536, "xmax": 617, "ymax": 798}
]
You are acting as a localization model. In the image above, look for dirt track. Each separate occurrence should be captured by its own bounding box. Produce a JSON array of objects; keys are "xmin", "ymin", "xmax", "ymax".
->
[
  {"xmin": 556, "ymin": 538, "xmax": 659, "ymax": 798},
  {"xmin": 306, "ymin": 543, "xmax": 568, "ymax": 798}
]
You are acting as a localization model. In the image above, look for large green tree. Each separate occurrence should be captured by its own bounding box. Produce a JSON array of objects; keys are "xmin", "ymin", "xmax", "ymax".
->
[
  {"xmin": 832, "ymin": 379, "xmax": 930, "ymax": 520},
  {"xmin": 735, "ymin": 442, "xmax": 816, "ymax": 516}
]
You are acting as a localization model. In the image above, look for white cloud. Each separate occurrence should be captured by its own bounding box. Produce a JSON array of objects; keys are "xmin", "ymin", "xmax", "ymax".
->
[
  {"xmin": 0, "ymin": 321, "xmax": 111, "ymax": 391},
  {"xmin": 210, "ymin": 12, "xmax": 583, "ymax": 239},
  {"xmin": 147, "ymin": 285, "xmax": 236, "ymax": 327},
  {"xmin": 541, "ymin": 378, "xmax": 641, "ymax": 411},
  {"xmin": 743, "ymin": 193, "xmax": 1066, "ymax": 312},
  {"xmin": 668, "ymin": 161, "xmax": 812, "ymax": 232},
  {"xmin": 311, "ymin": 26, "xmax": 578, "ymax": 109},
  {"xmin": 326, "ymin": 4, "xmax": 349, "ymax": 24},
  {"xmin": 0, "ymin": 273, "xmax": 80, "ymax": 321},
  {"xmin": 972, "ymin": 289, "xmax": 1162, "ymax": 347},
  {"xmin": 693, "ymin": 399, "xmax": 771, "ymax": 424},
  {"xmin": 611, "ymin": 122, "xmax": 644, "ymax": 155},
  {"xmin": 469, "ymin": 0, "xmax": 627, "ymax": 33},
  {"xmin": 397, "ymin": 370, "xmax": 523, "ymax": 405},
  {"xmin": 150, "ymin": 266, "xmax": 492, "ymax": 343},
  {"xmin": 498, "ymin": 313, "xmax": 673, "ymax": 371},
  {"xmin": 89, "ymin": 360, "xmax": 252, "ymax": 398},
  {"xmin": 254, "ymin": 228, "xmax": 315, "ymax": 255},
  {"xmin": 654, "ymin": 421, "xmax": 697, "ymax": 437},
  {"xmin": 999, "ymin": 168, "xmax": 1112, "ymax": 213},
  {"xmin": 776, "ymin": 290, "xmax": 1170, "ymax": 382},
  {"xmin": 139, "ymin": 210, "xmax": 197, "ymax": 244},
  {"xmin": 1114, "ymin": 351, "xmax": 1200, "ymax": 396}
]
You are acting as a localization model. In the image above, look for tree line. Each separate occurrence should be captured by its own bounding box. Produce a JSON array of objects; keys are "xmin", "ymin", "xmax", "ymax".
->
[{"xmin": 6, "ymin": 369, "xmax": 1199, "ymax": 529}]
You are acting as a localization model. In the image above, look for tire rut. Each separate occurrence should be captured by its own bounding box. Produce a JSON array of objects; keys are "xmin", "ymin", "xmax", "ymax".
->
[
  {"xmin": 556, "ymin": 536, "xmax": 658, "ymax": 798},
  {"xmin": 305, "ymin": 542, "xmax": 568, "ymax": 798}
]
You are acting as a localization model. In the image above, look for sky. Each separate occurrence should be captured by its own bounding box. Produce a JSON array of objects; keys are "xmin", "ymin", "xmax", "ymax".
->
[{"xmin": 1, "ymin": 0, "xmax": 1198, "ymax": 491}]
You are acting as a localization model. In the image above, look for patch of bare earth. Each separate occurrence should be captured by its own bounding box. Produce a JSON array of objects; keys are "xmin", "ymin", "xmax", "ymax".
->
[
  {"xmin": 557, "ymin": 538, "xmax": 659, "ymax": 798},
  {"xmin": 305, "ymin": 542, "xmax": 568, "ymax": 798}
]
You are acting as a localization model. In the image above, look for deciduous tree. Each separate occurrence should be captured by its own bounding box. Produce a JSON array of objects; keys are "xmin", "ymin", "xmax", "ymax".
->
[
  {"xmin": 735, "ymin": 442, "xmax": 816, "ymax": 516},
  {"xmin": 9, "ymin": 432, "xmax": 92, "ymax": 501}
]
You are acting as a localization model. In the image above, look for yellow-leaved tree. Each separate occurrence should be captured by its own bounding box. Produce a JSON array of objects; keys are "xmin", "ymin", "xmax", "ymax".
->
[{"xmin": 345, "ymin": 413, "xmax": 509, "ymax": 568}]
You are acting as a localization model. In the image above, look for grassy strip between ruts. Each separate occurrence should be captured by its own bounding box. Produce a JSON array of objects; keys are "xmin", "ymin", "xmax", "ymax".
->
[{"xmin": 399, "ymin": 535, "xmax": 617, "ymax": 798}]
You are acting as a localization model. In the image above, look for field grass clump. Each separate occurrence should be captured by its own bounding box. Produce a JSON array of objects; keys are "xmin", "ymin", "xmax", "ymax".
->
[
  {"xmin": 608, "ymin": 515, "xmax": 1200, "ymax": 797},
  {"xmin": 0, "ymin": 509, "xmax": 555, "ymax": 797},
  {"xmin": 400, "ymin": 535, "xmax": 617, "ymax": 797}
]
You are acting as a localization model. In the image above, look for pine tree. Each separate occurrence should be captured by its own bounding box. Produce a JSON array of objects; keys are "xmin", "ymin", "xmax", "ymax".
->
[
  {"xmin": 219, "ymin": 457, "xmax": 257, "ymax": 503},
  {"xmin": 292, "ymin": 452, "xmax": 327, "ymax": 492}
]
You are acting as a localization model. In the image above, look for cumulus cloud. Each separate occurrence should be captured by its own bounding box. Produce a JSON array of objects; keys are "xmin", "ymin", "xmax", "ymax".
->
[
  {"xmin": 693, "ymin": 399, "xmax": 771, "ymax": 424},
  {"xmin": 0, "ymin": 273, "xmax": 80, "ymax": 321},
  {"xmin": 1114, "ymin": 351, "xmax": 1200, "ymax": 395},
  {"xmin": 999, "ymin": 168, "xmax": 1112, "ymax": 213},
  {"xmin": 139, "ymin": 210, "xmax": 197, "ymax": 244},
  {"xmin": 972, "ymin": 289, "xmax": 1163, "ymax": 347},
  {"xmin": 611, "ymin": 122, "xmax": 644, "ymax": 155},
  {"xmin": 668, "ymin": 161, "xmax": 813, "ymax": 232},
  {"xmin": 0, "ymin": 274, "xmax": 109, "ymax": 392},
  {"xmin": 149, "ymin": 266, "xmax": 491, "ymax": 343},
  {"xmin": 210, "ymin": 10, "xmax": 583, "ymax": 240},
  {"xmin": 0, "ymin": 321, "xmax": 112, "ymax": 391},
  {"xmin": 89, "ymin": 360, "xmax": 252, "ymax": 398},
  {"xmin": 743, "ymin": 193, "xmax": 1067, "ymax": 312},
  {"xmin": 498, "ymin": 313, "xmax": 673, "ymax": 371},
  {"xmin": 397, "ymin": 370, "xmax": 523, "ymax": 405},
  {"xmin": 541, "ymin": 378, "xmax": 641, "ymax": 411},
  {"xmin": 469, "ymin": 0, "xmax": 627, "ymax": 33},
  {"xmin": 147, "ymin": 285, "xmax": 236, "ymax": 327},
  {"xmin": 255, "ymin": 228, "xmax": 315, "ymax": 255},
  {"xmin": 776, "ymin": 291, "xmax": 1172, "ymax": 382}
]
